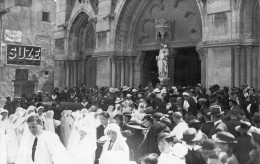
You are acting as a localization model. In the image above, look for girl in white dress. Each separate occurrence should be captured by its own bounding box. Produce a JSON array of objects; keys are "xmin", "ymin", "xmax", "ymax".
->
[{"xmin": 99, "ymin": 123, "xmax": 129, "ymax": 164}]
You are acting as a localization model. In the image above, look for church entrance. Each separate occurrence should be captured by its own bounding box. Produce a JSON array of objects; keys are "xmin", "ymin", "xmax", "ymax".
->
[{"xmin": 143, "ymin": 47, "xmax": 201, "ymax": 87}]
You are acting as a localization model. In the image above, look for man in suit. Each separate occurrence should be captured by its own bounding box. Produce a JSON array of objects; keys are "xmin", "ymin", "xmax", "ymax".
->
[
  {"xmin": 59, "ymin": 86, "xmax": 69, "ymax": 102},
  {"xmin": 183, "ymin": 92, "xmax": 198, "ymax": 116},
  {"xmin": 95, "ymin": 112, "xmax": 110, "ymax": 164},
  {"xmin": 207, "ymin": 105, "xmax": 228, "ymax": 139}
]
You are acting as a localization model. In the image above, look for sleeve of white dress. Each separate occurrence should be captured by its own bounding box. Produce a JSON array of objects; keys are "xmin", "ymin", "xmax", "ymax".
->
[{"xmin": 44, "ymin": 131, "xmax": 74, "ymax": 164}]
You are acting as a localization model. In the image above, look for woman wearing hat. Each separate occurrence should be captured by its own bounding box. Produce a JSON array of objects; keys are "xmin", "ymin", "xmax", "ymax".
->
[
  {"xmin": 248, "ymin": 128, "xmax": 260, "ymax": 164},
  {"xmin": 212, "ymin": 132, "xmax": 238, "ymax": 164},
  {"xmin": 233, "ymin": 120, "xmax": 254, "ymax": 164},
  {"xmin": 157, "ymin": 132, "xmax": 186, "ymax": 164}
]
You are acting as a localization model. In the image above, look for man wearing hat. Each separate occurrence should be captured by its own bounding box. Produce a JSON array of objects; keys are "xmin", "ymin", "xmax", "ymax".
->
[
  {"xmin": 233, "ymin": 120, "xmax": 254, "ymax": 164},
  {"xmin": 182, "ymin": 128, "xmax": 205, "ymax": 164},
  {"xmin": 248, "ymin": 128, "xmax": 260, "ymax": 164},
  {"xmin": 208, "ymin": 105, "xmax": 228, "ymax": 139},
  {"xmin": 149, "ymin": 93, "xmax": 164, "ymax": 113},
  {"xmin": 198, "ymin": 98, "xmax": 209, "ymax": 117},
  {"xmin": 139, "ymin": 113, "xmax": 166, "ymax": 158}
]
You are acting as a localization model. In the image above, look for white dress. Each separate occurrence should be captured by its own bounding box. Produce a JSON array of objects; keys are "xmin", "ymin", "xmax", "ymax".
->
[
  {"xmin": 99, "ymin": 123, "xmax": 129, "ymax": 164},
  {"xmin": 0, "ymin": 118, "xmax": 8, "ymax": 164},
  {"xmin": 16, "ymin": 130, "xmax": 73, "ymax": 164},
  {"xmin": 158, "ymin": 153, "xmax": 186, "ymax": 164}
]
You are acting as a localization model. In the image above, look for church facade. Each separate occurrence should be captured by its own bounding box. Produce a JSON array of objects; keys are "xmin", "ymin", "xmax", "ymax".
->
[{"xmin": 54, "ymin": 0, "xmax": 260, "ymax": 89}]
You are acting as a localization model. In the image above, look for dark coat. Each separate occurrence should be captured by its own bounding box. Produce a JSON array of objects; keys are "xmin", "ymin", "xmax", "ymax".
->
[
  {"xmin": 200, "ymin": 121, "xmax": 214, "ymax": 137},
  {"xmin": 139, "ymin": 122, "xmax": 166, "ymax": 158},
  {"xmin": 224, "ymin": 119, "xmax": 240, "ymax": 138},
  {"xmin": 95, "ymin": 125, "xmax": 105, "ymax": 164},
  {"xmin": 59, "ymin": 90, "xmax": 69, "ymax": 102},
  {"xmin": 208, "ymin": 121, "xmax": 228, "ymax": 139},
  {"xmin": 234, "ymin": 134, "xmax": 254, "ymax": 164},
  {"xmin": 185, "ymin": 149, "xmax": 205, "ymax": 164}
]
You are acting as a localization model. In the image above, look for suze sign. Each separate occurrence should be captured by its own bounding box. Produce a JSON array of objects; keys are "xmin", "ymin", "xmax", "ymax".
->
[{"xmin": 6, "ymin": 44, "xmax": 41, "ymax": 66}]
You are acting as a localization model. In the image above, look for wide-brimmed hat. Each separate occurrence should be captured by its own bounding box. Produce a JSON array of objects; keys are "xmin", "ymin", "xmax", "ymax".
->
[
  {"xmin": 109, "ymin": 87, "xmax": 116, "ymax": 93},
  {"xmin": 212, "ymin": 132, "xmax": 237, "ymax": 143},
  {"xmin": 198, "ymin": 98, "xmax": 207, "ymax": 103},
  {"xmin": 122, "ymin": 86, "xmax": 130, "ymax": 91},
  {"xmin": 160, "ymin": 117, "xmax": 171, "ymax": 126},
  {"xmin": 207, "ymin": 105, "xmax": 224, "ymax": 116},
  {"xmin": 161, "ymin": 88, "xmax": 167, "ymax": 94},
  {"xmin": 182, "ymin": 128, "xmax": 202, "ymax": 142},
  {"xmin": 152, "ymin": 112, "xmax": 164, "ymax": 120},
  {"xmin": 154, "ymin": 88, "xmax": 161, "ymax": 93},
  {"xmin": 235, "ymin": 120, "xmax": 252, "ymax": 133},
  {"xmin": 157, "ymin": 132, "xmax": 174, "ymax": 142},
  {"xmin": 183, "ymin": 92, "xmax": 190, "ymax": 97},
  {"xmin": 126, "ymin": 122, "xmax": 148, "ymax": 130},
  {"xmin": 132, "ymin": 89, "xmax": 138, "ymax": 92},
  {"xmin": 126, "ymin": 94, "xmax": 132, "ymax": 98},
  {"xmin": 115, "ymin": 97, "xmax": 123, "ymax": 104}
]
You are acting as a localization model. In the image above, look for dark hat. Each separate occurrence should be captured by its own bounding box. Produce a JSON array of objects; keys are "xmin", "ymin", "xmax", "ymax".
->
[
  {"xmin": 251, "ymin": 128, "xmax": 260, "ymax": 140},
  {"xmin": 160, "ymin": 117, "xmax": 172, "ymax": 126},
  {"xmin": 207, "ymin": 105, "xmax": 224, "ymax": 116},
  {"xmin": 202, "ymin": 139, "xmax": 216, "ymax": 151},
  {"xmin": 152, "ymin": 112, "xmax": 164, "ymax": 120},
  {"xmin": 126, "ymin": 122, "xmax": 148, "ymax": 130},
  {"xmin": 123, "ymin": 112, "xmax": 132, "ymax": 118},
  {"xmin": 114, "ymin": 113, "xmax": 123, "ymax": 120},
  {"xmin": 212, "ymin": 132, "xmax": 237, "ymax": 143},
  {"xmin": 142, "ymin": 114, "xmax": 153, "ymax": 121},
  {"xmin": 188, "ymin": 119, "xmax": 201, "ymax": 128},
  {"xmin": 252, "ymin": 112, "xmax": 260, "ymax": 123},
  {"xmin": 235, "ymin": 120, "xmax": 252, "ymax": 133},
  {"xmin": 173, "ymin": 112, "xmax": 183, "ymax": 119},
  {"xmin": 182, "ymin": 128, "xmax": 202, "ymax": 142},
  {"xmin": 157, "ymin": 132, "xmax": 173, "ymax": 142}
]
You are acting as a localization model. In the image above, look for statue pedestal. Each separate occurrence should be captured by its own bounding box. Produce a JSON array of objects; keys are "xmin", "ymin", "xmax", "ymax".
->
[{"xmin": 158, "ymin": 77, "xmax": 170, "ymax": 87}]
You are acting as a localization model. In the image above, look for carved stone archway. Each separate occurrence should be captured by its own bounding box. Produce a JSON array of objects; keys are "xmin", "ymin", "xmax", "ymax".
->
[
  {"xmin": 65, "ymin": 11, "xmax": 97, "ymax": 88},
  {"xmin": 114, "ymin": 0, "xmax": 203, "ymax": 87}
]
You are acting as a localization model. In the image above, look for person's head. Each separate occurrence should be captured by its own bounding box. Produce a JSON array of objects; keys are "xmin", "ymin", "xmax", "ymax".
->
[
  {"xmin": 27, "ymin": 115, "xmax": 43, "ymax": 136},
  {"xmin": 208, "ymin": 105, "xmax": 223, "ymax": 122},
  {"xmin": 212, "ymin": 132, "xmax": 237, "ymax": 154},
  {"xmin": 104, "ymin": 123, "xmax": 121, "ymax": 143},
  {"xmin": 99, "ymin": 112, "xmax": 110, "ymax": 126},
  {"xmin": 152, "ymin": 112, "xmax": 163, "ymax": 123},
  {"xmin": 228, "ymin": 100, "xmax": 237, "ymax": 108},
  {"xmin": 0, "ymin": 109, "xmax": 8, "ymax": 120},
  {"xmin": 140, "ymin": 153, "xmax": 158, "ymax": 164},
  {"xmin": 183, "ymin": 92, "xmax": 190, "ymax": 100},
  {"xmin": 114, "ymin": 114, "xmax": 123, "ymax": 125},
  {"xmin": 123, "ymin": 112, "xmax": 132, "ymax": 123},
  {"xmin": 172, "ymin": 112, "xmax": 183, "ymax": 124},
  {"xmin": 207, "ymin": 153, "xmax": 223, "ymax": 164},
  {"xmin": 142, "ymin": 115, "xmax": 153, "ymax": 128},
  {"xmin": 157, "ymin": 132, "xmax": 174, "ymax": 154}
]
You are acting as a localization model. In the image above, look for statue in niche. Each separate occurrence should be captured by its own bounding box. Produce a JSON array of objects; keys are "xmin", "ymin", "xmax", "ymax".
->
[{"xmin": 156, "ymin": 44, "xmax": 169, "ymax": 78}]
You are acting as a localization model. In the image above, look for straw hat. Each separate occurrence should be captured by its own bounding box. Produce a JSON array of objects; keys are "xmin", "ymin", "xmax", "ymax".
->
[
  {"xmin": 212, "ymin": 132, "xmax": 237, "ymax": 143},
  {"xmin": 235, "ymin": 120, "xmax": 252, "ymax": 133},
  {"xmin": 207, "ymin": 105, "xmax": 224, "ymax": 116},
  {"xmin": 182, "ymin": 128, "xmax": 202, "ymax": 142}
]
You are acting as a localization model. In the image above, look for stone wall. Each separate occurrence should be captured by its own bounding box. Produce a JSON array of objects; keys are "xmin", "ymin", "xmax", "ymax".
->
[{"xmin": 0, "ymin": 0, "xmax": 56, "ymax": 100}]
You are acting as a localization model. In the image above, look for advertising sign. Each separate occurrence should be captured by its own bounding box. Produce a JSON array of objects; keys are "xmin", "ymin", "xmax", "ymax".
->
[{"xmin": 6, "ymin": 44, "xmax": 41, "ymax": 66}]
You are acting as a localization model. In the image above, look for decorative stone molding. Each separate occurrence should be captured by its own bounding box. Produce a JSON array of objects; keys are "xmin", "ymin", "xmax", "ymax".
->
[
  {"xmin": 196, "ymin": 47, "xmax": 207, "ymax": 60},
  {"xmin": 155, "ymin": 18, "xmax": 172, "ymax": 42},
  {"xmin": 111, "ymin": 0, "xmax": 118, "ymax": 13},
  {"xmin": 89, "ymin": 0, "xmax": 99, "ymax": 15},
  {"xmin": 88, "ymin": 17, "xmax": 97, "ymax": 24},
  {"xmin": 103, "ymin": 13, "xmax": 116, "ymax": 20},
  {"xmin": 173, "ymin": 0, "xmax": 184, "ymax": 8}
]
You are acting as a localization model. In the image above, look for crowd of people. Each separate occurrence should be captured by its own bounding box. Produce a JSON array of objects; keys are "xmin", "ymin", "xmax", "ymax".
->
[{"xmin": 1, "ymin": 82, "xmax": 260, "ymax": 164}]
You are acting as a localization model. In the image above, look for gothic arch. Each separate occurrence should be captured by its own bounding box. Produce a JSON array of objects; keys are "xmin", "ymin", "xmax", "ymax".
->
[
  {"xmin": 114, "ymin": 0, "xmax": 203, "ymax": 52},
  {"xmin": 68, "ymin": 11, "xmax": 95, "ymax": 58}
]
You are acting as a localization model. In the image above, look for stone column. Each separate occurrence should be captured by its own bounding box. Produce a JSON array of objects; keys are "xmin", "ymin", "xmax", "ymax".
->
[
  {"xmin": 197, "ymin": 48, "xmax": 207, "ymax": 87},
  {"xmin": 125, "ymin": 57, "xmax": 130, "ymax": 86},
  {"xmin": 65, "ymin": 60, "xmax": 70, "ymax": 88},
  {"xmin": 129, "ymin": 56, "xmax": 135, "ymax": 88},
  {"xmin": 169, "ymin": 49, "xmax": 177, "ymax": 86},
  {"xmin": 232, "ymin": 46, "xmax": 241, "ymax": 87},
  {"xmin": 73, "ymin": 60, "xmax": 79, "ymax": 87},
  {"xmin": 240, "ymin": 47, "xmax": 246, "ymax": 84},
  {"xmin": 84, "ymin": 56, "xmax": 91, "ymax": 84},
  {"xmin": 116, "ymin": 57, "xmax": 121, "ymax": 88},
  {"xmin": 134, "ymin": 51, "xmax": 145, "ymax": 88},
  {"xmin": 246, "ymin": 46, "xmax": 253, "ymax": 86},
  {"xmin": 120, "ymin": 57, "xmax": 125, "ymax": 88},
  {"xmin": 111, "ymin": 57, "xmax": 117, "ymax": 87}
]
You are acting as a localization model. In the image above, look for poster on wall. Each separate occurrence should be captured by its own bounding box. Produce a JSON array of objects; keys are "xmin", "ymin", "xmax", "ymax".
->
[
  {"xmin": 207, "ymin": 0, "xmax": 231, "ymax": 14},
  {"xmin": 6, "ymin": 44, "xmax": 41, "ymax": 66},
  {"xmin": 5, "ymin": 30, "xmax": 22, "ymax": 43}
]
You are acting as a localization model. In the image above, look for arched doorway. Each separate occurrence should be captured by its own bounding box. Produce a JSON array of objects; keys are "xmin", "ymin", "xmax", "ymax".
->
[
  {"xmin": 133, "ymin": 0, "xmax": 202, "ymax": 87},
  {"xmin": 68, "ymin": 11, "xmax": 96, "ymax": 88}
]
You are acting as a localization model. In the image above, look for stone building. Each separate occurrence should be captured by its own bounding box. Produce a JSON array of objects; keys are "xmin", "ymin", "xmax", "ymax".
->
[
  {"xmin": 54, "ymin": 0, "xmax": 260, "ymax": 89},
  {"xmin": 0, "ymin": 0, "xmax": 56, "ymax": 100}
]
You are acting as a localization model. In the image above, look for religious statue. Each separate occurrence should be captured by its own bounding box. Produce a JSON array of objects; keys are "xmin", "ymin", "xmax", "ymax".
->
[{"xmin": 156, "ymin": 44, "xmax": 169, "ymax": 78}]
